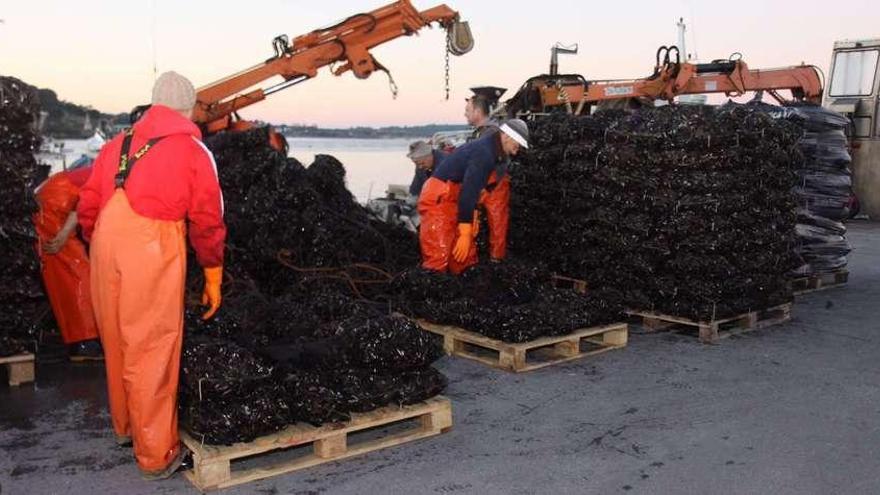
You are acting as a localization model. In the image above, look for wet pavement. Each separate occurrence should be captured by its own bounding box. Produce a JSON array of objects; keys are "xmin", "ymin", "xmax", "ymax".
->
[{"xmin": 3, "ymin": 223, "xmax": 880, "ymax": 494}]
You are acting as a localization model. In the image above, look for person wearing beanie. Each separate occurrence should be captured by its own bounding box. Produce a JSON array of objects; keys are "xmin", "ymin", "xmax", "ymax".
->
[
  {"xmin": 406, "ymin": 140, "xmax": 448, "ymax": 198},
  {"xmin": 417, "ymin": 118, "xmax": 529, "ymax": 274},
  {"xmin": 78, "ymin": 71, "xmax": 226, "ymax": 480}
]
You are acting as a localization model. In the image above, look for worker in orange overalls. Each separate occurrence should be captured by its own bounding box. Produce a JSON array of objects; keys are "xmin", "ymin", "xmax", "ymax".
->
[
  {"xmin": 417, "ymin": 119, "xmax": 529, "ymax": 273},
  {"xmin": 465, "ymin": 92, "xmax": 511, "ymax": 261},
  {"xmin": 33, "ymin": 164, "xmax": 102, "ymax": 361},
  {"xmin": 77, "ymin": 72, "xmax": 226, "ymax": 480}
]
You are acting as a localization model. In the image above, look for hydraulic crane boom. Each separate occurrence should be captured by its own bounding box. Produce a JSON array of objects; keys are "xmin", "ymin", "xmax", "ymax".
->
[
  {"xmin": 588, "ymin": 60, "xmax": 822, "ymax": 104},
  {"xmin": 193, "ymin": 0, "xmax": 472, "ymax": 134},
  {"xmin": 506, "ymin": 46, "xmax": 823, "ymax": 116}
]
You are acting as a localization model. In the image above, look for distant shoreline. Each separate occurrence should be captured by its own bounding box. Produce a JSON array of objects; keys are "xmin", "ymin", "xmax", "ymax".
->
[{"xmin": 277, "ymin": 124, "xmax": 469, "ymax": 140}]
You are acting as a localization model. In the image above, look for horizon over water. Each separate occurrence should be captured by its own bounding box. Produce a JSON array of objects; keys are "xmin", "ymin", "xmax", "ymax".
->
[
  {"xmin": 46, "ymin": 136, "xmax": 423, "ymax": 204},
  {"xmin": 287, "ymin": 136, "xmax": 422, "ymax": 204}
]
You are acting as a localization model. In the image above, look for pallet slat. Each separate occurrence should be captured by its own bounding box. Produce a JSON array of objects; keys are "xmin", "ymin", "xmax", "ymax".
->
[
  {"xmin": 629, "ymin": 303, "xmax": 792, "ymax": 344},
  {"xmin": 0, "ymin": 353, "xmax": 35, "ymax": 387},
  {"xmin": 418, "ymin": 320, "xmax": 627, "ymax": 372},
  {"xmin": 791, "ymin": 269, "xmax": 848, "ymax": 295},
  {"xmin": 181, "ymin": 396, "xmax": 452, "ymax": 491}
]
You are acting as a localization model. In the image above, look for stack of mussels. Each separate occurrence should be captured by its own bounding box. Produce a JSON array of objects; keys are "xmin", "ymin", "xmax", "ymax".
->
[
  {"xmin": 390, "ymin": 261, "xmax": 623, "ymax": 343},
  {"xmin": 0, "ymin": 76, "xmax": 50, "ymax": 356},
  {"xmin": 180, "ymin": 128, "xmax": 443, "ymax": 445},
  {"xmin": 510, "ymin": 104, "xmax": 801, "ymax": 321}
]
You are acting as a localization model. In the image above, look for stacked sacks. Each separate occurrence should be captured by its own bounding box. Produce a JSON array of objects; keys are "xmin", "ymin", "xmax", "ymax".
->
[
  {"xmin": 753, "ymin": 103, "xmax": 853, "ymax": 274},
  {"xmin": 508, "ymin": 111, "xmax": 650, "ymax": 309},
  {"xmin": 510, "ymin": 105, "xmax": 800, "ymax": 321},
  {"xmin": 178, "ymin": 128, "xmax": 443, "ymax": 445},
  {"xmin": 0, "ymin": 76, "xmax": 50, "ymax": 356},
  {"xmin": 391, "ymin": 261, "xmax": 623, "ymax": 343},
  {"xmin": 605, "ymin": 104, "xmax": 800, "ymax": 320}
]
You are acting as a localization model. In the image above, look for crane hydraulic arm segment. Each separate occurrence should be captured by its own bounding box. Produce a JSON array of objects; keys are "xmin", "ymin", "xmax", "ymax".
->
[
  {"xmin": 507, "ymin": 46, "xmax": 824, "ymax": 116},
  {"xmin": 193, "ymin": 0, "xmax": 472, "ymax": 135}
]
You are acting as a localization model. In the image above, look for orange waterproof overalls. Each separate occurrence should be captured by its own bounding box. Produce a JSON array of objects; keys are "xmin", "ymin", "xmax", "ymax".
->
[
  {"xmin": 417, "ymin": 177, "xmax": 478, "ymax": 274},
  {"xmin": 479, "ymin": 172, "xmax": 511, "ymax": 261},
  {"xmin": 89, "ymin": 132, "xmax": 186, "ymax": 472},
  {"xmin": 34, "ymin": 172, "xmax": 99, "ymax": 344}
]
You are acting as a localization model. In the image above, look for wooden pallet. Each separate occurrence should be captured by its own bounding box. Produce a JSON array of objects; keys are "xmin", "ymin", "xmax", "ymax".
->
[
  {"xmin": 628, "ymin": 303, "xmax": 792, "ymax": 344},
  {"xmin": 791, "ymin": 270, "xmax": 849, "ymax": 295},
  {"xmin": 417, "ymin": 320, "xmax": 627, "ymax": 372},
  {"xmin": 1, "ymin": 353, "xmax": 35, "ymax": 386},
  {"xmin": 180, "ymin": 396, "xmax": 452, "ymax": 491}
]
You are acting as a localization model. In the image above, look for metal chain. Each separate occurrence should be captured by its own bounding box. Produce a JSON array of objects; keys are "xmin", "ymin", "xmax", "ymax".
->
[{"xmin": 444, "ymin": 28, "xmax": 452, "ymax": 100}]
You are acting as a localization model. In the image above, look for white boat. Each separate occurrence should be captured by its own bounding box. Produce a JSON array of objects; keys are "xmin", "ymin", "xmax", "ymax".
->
[{"xmin": 85, "ymin": 130, "xmax": 106, "ymax": 153}]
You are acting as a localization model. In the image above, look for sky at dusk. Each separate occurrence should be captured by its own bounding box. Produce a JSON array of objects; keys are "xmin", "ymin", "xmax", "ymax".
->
[{"xmin": 1, "ymin": 0, "xmax": 878, "ymax": 127}]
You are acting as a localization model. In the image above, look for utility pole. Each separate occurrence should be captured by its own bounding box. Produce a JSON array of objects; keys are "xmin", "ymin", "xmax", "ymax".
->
[{"xmin": 676, "ymin": 17, "xmax": 688, "ymax": 61}]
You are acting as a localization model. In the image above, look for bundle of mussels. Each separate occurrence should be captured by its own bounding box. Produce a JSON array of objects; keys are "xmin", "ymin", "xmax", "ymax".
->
[
  {"xmin": 179, "ymin": 128, "xmax": 441, "ymax": 445},
  {"xmin": 390, "ymin": 261, "xmax": 623, "ymax": 343},
  {"xmin": 0, "ymin": 76, "xmax": 50, "ymax": 356},
  {"xmin": 751, "ymin": 102, "xmax": 853, "ymax": 274},
  {"xmin": 510, "ymin": 105, "xmax": 800, "ymax": 321}
]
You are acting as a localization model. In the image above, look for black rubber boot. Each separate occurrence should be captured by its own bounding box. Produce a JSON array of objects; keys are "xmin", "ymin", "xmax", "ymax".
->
[{"xmin": 140, "ymin": 447, "xmax": 187, "ymax": 481}]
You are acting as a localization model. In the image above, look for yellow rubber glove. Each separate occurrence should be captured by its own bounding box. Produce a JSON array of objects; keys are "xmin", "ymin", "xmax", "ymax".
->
[
  {"xmin": 452, "ymin": 223, "xmax": 473, "ymax": 263},
  {"xmin": 201, "ymin": 266, "xmax": 223, "ymax": 320}
]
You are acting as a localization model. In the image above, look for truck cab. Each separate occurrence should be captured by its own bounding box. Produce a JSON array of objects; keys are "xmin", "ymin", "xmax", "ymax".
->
[{"xmin": 824, "ymin": 39, "xmax": 880, "ymax": 218}]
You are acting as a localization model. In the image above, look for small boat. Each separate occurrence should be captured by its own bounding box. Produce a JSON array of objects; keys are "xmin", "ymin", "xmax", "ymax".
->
[{"xmin": 85, "ymin": 130, "xmax": 106, "ymax": 153}]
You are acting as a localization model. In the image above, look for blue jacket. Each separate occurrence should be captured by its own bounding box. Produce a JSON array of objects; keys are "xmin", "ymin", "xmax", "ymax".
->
[
  {"xmin": 432, "ymin": 133, "xmax": 509, "ymax": 223},
  {"xmin": 409, "ymin": 149, "xmax": 447, "ymax": 197}
]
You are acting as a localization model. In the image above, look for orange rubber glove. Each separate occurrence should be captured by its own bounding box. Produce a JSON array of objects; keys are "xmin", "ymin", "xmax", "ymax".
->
[
  {"xmin": 472, "ymin": 210, "xmax": 480, "ymax": 237},
  {"xmin": 452, "ymin": 223, "xmax": 473, "ymax": 263},
  {"xmin": 201, "ymin": 266, "xmax": 223, "ymax": 320}
]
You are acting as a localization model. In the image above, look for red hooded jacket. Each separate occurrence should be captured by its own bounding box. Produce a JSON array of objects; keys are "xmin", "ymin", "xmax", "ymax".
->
[{"xmin": 78, "ymin": 105, "xmax": 226, "ymax": 267}]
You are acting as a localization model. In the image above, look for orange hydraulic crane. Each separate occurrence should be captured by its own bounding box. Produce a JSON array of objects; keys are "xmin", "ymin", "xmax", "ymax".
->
[
  {"xmin": 191, "ymin": 0, "xmax": 472, "ymax": 145},
  {"xmin": 505, "ymin": 46, "xmax": 823, "ymax": 116}
]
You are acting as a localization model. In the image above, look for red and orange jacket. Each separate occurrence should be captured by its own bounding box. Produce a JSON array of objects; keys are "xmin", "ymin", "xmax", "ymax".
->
[{"xmin": 77, "ymin": 105, "xmax": 226, "ymax": 267}]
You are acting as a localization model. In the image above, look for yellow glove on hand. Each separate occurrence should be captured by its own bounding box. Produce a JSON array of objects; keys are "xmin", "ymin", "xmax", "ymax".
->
[
  {"xmin": 201, "ymin": 266, "xmax": 223, "ymax": 320},
  {"xmin": 452, "ymin": 223, "xmax": 473, "ymax": 263}
]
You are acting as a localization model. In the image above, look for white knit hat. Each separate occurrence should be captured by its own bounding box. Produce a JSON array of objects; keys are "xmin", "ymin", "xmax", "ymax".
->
[
  {"xmin": 151, "ymin": 71, "xmax": 197, "ymax": 111},
  {"xmin": 500, "ymin": 118, "xmax": 529, "ymax": 149}
]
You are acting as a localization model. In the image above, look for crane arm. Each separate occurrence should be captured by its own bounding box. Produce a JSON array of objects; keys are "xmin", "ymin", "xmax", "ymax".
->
[
  {"xmin": 508, "ymin": 50, "xmax": 824, "ymax": 117},
  {"xmin": 194, "ymin": 0, "xmax": 469, "ymax": 133},
  {"xmin": 586, "ymin": 60, "xmax": 823, "ymax": 104}
]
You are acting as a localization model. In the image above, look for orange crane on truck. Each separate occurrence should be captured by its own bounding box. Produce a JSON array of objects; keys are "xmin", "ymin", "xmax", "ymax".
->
[
  {"xmin": 504, "ymin": 45, "xmax": 823, "ymax": 116},
  {"xmin": 133, "ymin": 0, "xmax": 473, "ymax": 150}
]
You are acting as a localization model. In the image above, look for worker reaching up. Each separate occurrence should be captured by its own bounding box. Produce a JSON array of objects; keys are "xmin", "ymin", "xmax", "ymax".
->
[
  {"xmin": 465, "ymin": 94, "xmax": 511, "ymax": 261},
  {"xmin": 77, "ymin": 71, "xmax": 227, "ymax": 480},
  {"xmin": 417, "ymin": 119, "xmax": 528, "ymax": 274}
]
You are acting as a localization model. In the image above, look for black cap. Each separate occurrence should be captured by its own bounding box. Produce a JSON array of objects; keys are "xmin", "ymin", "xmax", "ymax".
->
[{"xmin": 470, "ymin": 86, "xmax": 507, "ymax": 106}]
